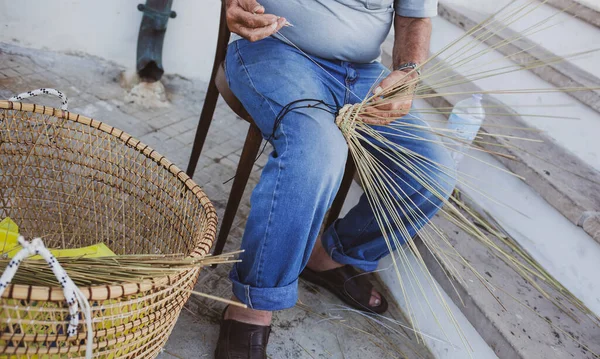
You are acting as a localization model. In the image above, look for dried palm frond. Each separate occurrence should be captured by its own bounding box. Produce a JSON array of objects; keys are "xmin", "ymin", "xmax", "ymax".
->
[
  {"xmin": 0, "ymin": 251, "xmax": 241, "ymax": 287},
  {"xmin": 0, "ymin": 246, "xmax": 245, "ymax": 308}
]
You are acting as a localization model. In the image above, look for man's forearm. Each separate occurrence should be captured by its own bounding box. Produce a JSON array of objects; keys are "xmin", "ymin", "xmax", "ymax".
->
[{"xmin": 392, "ymin": 15, "xmax": 432, "ymax": 69}]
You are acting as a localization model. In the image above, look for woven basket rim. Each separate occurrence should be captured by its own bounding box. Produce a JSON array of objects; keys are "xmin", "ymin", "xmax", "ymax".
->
[{"xmin": 0, "ymin": 100, "xmax": 218, "ymax": 301}]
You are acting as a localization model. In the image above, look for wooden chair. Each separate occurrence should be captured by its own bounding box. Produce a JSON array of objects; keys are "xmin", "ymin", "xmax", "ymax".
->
[{"xmin": 186, "ymin": 2, "xmax": 356, "ymax": 260}]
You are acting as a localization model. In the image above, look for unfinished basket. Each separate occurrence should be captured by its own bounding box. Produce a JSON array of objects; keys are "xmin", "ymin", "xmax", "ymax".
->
[{"xmin": 0, "ymin": 98, "xmax": 217, "ymax": 358}]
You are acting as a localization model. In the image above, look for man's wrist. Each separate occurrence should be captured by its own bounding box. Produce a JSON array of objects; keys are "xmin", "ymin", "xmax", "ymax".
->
[{"xmin": 393, "ymin": 62, "xmax": 421, "ymax": 76}]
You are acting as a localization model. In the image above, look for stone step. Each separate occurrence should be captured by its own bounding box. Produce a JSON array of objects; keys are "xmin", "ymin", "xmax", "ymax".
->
[
  {"xmin": 439, "ymin": 0, "xmax": 600, "ymax": 81},
  {"xmin": 438, "ymin": 0, "xmax": 600, "ymax": 115},
  {"xmin": 417, "ymin": 100, "xmax": 600, "ymax": 358},
  {"xmin": 544, "ymin": 0, "xmax": 600, "ymax": 28},
  {"xmin": 343, "ymin": 151, "xmax": 600, "ymax": 358},
  {"xmin": 344, "ymin": 100, "xmax": 600, "ymax": 358}
]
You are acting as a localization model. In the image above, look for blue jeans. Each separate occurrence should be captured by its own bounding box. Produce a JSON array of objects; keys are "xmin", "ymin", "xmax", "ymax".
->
[{"xmin": 224, "ymin": 37, "xmax": 455, "ymax": 311}]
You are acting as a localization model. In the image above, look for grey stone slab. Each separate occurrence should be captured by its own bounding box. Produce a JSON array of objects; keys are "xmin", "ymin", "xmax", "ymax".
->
[
  {"xmin": 545, "ymin": 0, "xmax": 600, "ymax": 28},
  {"xmin": 161, "ymin": 117, "xmax": 198, "ymax": 138},
  {"xmin": 216, "ymin": 156, "xmax": 239, "ymax": 171},
  {"xmin": 18, "ymin": 72, "xmax": 54, "ymax": 89},
  {"xmin": 0, "ymin": 68, "xmax": 21, "ymax": 78},
  {"xmin": 419, "ymin": 210, "xmax": 600, "ymax": 358},
  {"xmin": 145, "ymin": 108, "xmax": 193, "ymax": 130},
  {"xmin": 438, "ymin": 2, "xmax": 600, "ymax": 115},
  {"xmin": 12, "ymin": 64, "xmax": 35, "ymax": 76},
  {"xmin": 178, "ymin": 128, "xmax": 199, "ymax": 147}
]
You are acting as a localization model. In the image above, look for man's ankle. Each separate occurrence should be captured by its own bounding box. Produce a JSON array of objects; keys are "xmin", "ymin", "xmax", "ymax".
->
[
  {"xmin": 307, "ymin": 237, "xmax": 344, "ymax": 272},
  {"xmin": 224, "ymin": 300, "xmax": 272, "ymax": 326}
]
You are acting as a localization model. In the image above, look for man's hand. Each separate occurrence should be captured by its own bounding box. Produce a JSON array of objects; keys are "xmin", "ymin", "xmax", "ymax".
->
[
  {"xmin": 363, "ymin": 69, "xmax": 418, "ymax": 126},
  {"xmin": 363, "ymin": 14, "xmax": 431, "ymax": 126},
  {"xmin": 226, "ymin": 0, "xmax": 286, "ymax": 42}
]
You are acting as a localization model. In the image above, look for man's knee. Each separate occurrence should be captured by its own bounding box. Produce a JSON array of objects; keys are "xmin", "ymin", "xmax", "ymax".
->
[{"xmin": 286, "ymin": 120, "xmax": 348, "ymax": 190}]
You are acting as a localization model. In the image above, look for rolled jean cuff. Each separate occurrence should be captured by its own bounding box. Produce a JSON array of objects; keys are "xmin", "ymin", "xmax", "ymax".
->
[
  {"xmin": 229, "ymin": 265, "xmax": 299, "ymax": 311},
  {"xmin": 321, "ymin": 222, "xmax": 379, "ymax": 272}
]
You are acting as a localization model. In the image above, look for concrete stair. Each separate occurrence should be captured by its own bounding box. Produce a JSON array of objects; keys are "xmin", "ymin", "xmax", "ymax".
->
[
  {"xmin": 365, "ymin": 1, "xmax": 600, "ymax": 357},
  {"xmin": 438, "ymin": 0, "xmax": 600, "ymax": 115},
  {"xmin": 540, "ymin": 0, "xmax": 600, "ymax": 28}
]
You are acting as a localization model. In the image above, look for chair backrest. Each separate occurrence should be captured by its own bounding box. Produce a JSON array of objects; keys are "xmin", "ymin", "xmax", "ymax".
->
[
  {"xmin": 212, "ymin": 1, "xmax": 232, "ymax": 86},
  {"xmin": 213, "ymin": 1, "xmax": 252, "ymax": 121}
]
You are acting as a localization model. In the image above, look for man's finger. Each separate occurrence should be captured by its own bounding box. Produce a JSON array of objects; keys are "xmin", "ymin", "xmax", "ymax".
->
[
  {"xmin": 362, "ymin": 114, "xmax": 392, "ymax": 126},
  {"xmin": 252, "ymin": 5, "xmax": 265, "ymax": 14},
  {"xmin": 234, "ymin": 8, "xmax": 278, "ymax": 28},
  {"xmin": 375, "ymin": 73, "xmax": 404, "ymax": 95},
  {"xmin": 239, "ymin": 0, "xmax": 263, "ymax": 13},
  {"xmin": 374, "ymin": 70, "xmax": 417, "ymax": 95},
  {"xmin": 365, "ymin": 103, "xmax": 409, "ymax": 119},
  {"xmin": 379, "ymin": 72, "xmax": 405, "ymax": 90},
  {"xmin": 365, "ymin": 103, "xmax": 397, "ymax": 118},
  {"xmin": 364, "ymin": 109, "xmax": 390, "ymax": 119},
  {"xmin": 238, "ymin": 18, "xmax": 285, "ymax": 42}
]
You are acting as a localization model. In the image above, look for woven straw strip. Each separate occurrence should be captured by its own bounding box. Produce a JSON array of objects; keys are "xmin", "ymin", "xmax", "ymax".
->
[
  {"xmin": 0, "ymin": 268, "xmax": 196, "ymax": 327},
  {"xmin": 0, "ymin": 294, "xmax": 182, "ymax": 343},
  {"xmin": 0, "ymin": 100, "xmax": 218, "ymax": 244},
  {"xmin": 2, "ymin": 294, "xmax": 185, "ymax": 354}
]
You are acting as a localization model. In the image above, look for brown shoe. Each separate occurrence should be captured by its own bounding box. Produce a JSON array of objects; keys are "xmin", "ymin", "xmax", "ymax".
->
[
  {"xmin": 214, "ymin": 307, "xmax": 271, "ymax": 359},
  {"xmin": 300, "ymin": 265, "xmax": 388, "ymax": 314}
]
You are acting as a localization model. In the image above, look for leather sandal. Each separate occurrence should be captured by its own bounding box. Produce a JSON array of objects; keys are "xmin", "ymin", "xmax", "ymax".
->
[
  {"xmin": 214, "ymin": 306, "xmax": 271, "ymax": 359},
  {"xmin": 300, "ymin": 265, "xmax": 388, "ymax": 314}
]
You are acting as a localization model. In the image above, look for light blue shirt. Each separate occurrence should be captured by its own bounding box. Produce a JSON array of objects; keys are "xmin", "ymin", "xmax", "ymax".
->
[{"xmin": 256, "ymin": 0, "xmax": 438, "ymax": 63}]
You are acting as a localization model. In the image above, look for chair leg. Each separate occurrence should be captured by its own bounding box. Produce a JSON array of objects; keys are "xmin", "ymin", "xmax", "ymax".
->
[
  {"xmin": 186, "ymin": 2, "xmax": 231, "ymax": 178},
  {"xmin": 325, "ymin": 152, "xmax": 356, "ymax": 229},
  {"xmin": 211, "ymin": 124, "xmax": 263, "ymax": 262},
  {"xmin": 186, "ymin": 83, "xmax": 219, "ymax": 177}
]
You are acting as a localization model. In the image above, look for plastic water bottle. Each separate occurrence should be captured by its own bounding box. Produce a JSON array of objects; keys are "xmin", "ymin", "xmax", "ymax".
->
[{"xmin": 446, "ymin": 94, "xmax": 485, "ymax": 164}]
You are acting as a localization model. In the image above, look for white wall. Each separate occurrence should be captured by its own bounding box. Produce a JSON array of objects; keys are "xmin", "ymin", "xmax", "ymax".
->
[{"xmin": 0, "ymin": 0, "xmax": 221, "ymax": 81}]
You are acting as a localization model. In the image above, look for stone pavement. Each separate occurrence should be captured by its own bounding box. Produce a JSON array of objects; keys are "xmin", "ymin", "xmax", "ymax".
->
[{"xmin": 0, "ymin": 44, "xmax": 432, "ymax": 358}]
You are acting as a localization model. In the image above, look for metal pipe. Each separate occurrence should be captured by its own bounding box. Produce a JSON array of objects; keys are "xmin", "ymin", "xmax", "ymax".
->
[{"xmin": 136, "ymin": 0, "xmax": 177, "ymax": 82}]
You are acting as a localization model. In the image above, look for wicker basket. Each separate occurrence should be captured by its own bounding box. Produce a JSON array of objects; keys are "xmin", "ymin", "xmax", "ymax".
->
[{"xmin": 0, "ymin": 99, "xmax": 217, "ymax": 358}]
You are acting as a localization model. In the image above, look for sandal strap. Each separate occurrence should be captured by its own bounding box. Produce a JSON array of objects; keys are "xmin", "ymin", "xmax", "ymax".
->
[
  {"xmin": 300, "ymin": 265, "xmax": 388, "ymax": 314},
  {"xmin": 321, "ymin": 266, "xmax": 374, "ymax": 305}
]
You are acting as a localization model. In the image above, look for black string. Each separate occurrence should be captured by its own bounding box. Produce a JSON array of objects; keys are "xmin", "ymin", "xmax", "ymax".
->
[{"xmin": 223, "ymin": 99, "xmax": 340, "ymax": 185}]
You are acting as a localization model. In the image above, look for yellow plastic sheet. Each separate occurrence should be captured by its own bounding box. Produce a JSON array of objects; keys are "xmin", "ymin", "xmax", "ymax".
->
[
  {"xmin": 0, "ymin": 217, "xmax": 115, "ymax": 259},
  {"xmin": 0, "ymin": 218, "xmax": 119, "ymax": 358}
]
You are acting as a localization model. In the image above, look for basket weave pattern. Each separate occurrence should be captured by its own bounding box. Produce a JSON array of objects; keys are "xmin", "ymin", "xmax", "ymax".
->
[{"xmin": 0, "ymin": 101, "xmax": 217, "ymax": 358}]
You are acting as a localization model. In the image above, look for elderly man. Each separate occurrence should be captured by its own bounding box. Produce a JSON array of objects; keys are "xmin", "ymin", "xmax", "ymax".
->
[{"xmin": 215, "ymin": 0, "xmax": 454, "ymax": 357}]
